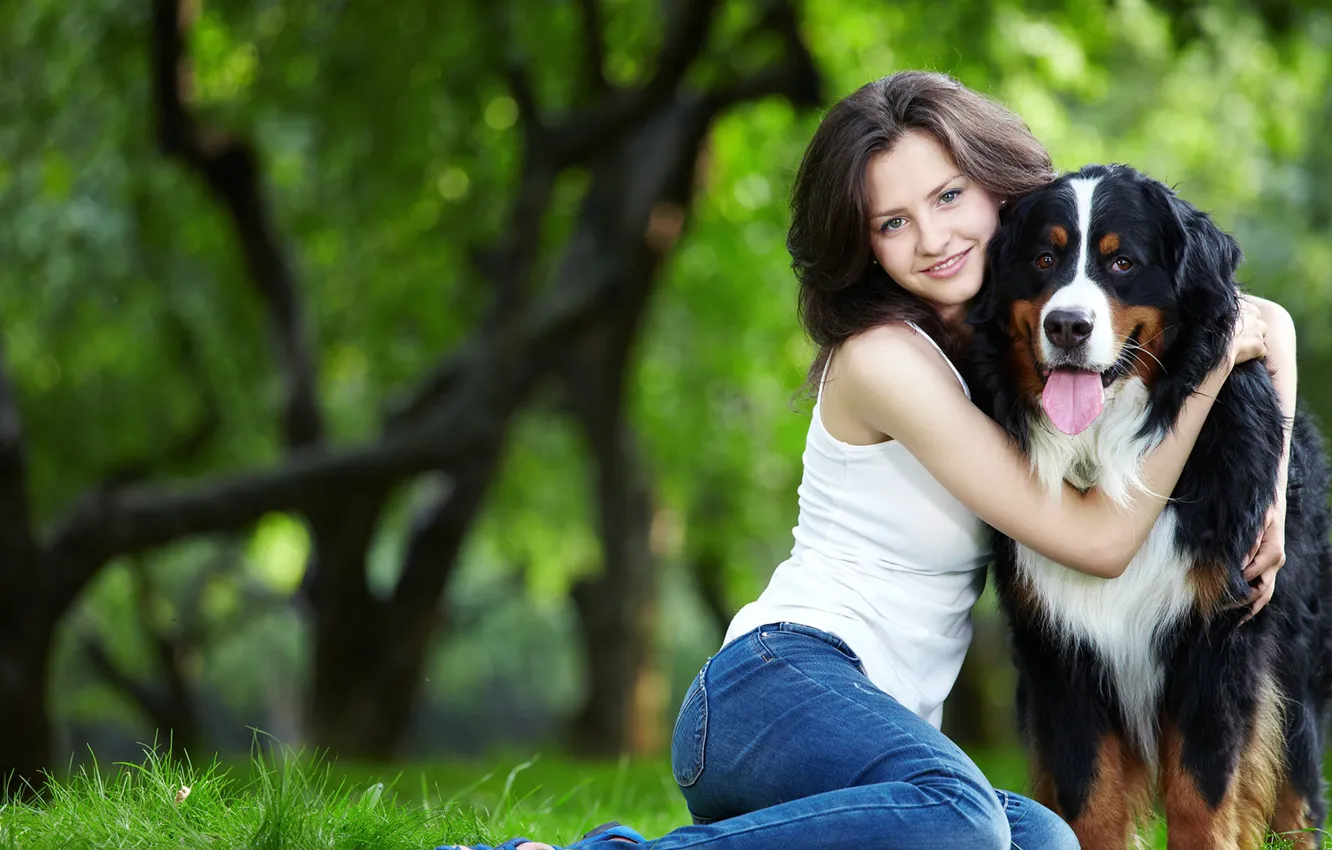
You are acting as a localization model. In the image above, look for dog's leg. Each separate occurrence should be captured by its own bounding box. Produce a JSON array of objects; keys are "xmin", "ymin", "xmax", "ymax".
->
[
  {"xmin": 1034, "ymin": 729, "xmax": 1148, "ymax": 850},
  {"xmin": 1233, "ymin": 682, "xmax": 1284, "ymax": 849},
  {"xmin": 1159, "ymin": 720, "xmax": 1239, "ymax": 850},
  {"xmin": 1023, "ymin": 687, "xmax": 1144, "ymax": 850},
  {"xmin": 1273, "ymin": 778, "xmax": 1320, "ymax": 850},
  {"xmin": 1270, "ymin": 695, "xmax": 1324, "ymax": 850},
  {"xmin": 1159, "ymin": 681, "xmax": 1282, "ymax": 850}
]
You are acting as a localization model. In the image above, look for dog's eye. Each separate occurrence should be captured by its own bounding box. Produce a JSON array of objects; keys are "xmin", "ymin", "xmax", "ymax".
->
[
  {"xmin": 1112, "ymin": 257, "xmax": 1134, "ymax": 273},
  {"xmin": 1035, "ymin": 253, "xmax": 1055, "ymax": 270}
]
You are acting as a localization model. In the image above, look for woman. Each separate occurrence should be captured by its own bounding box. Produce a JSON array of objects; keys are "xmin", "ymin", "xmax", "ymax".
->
[{"xmin": 439, "ymin": 71, "xmax": 1293, "ymax": 850}]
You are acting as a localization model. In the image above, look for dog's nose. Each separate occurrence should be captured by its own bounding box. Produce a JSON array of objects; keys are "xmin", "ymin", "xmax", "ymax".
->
[{"xmin": 1043, "ymin": 309, "xmax": 1094, "ymax": 351}]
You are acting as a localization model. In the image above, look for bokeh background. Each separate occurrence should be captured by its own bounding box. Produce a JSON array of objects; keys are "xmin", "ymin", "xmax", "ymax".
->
[{"xmin": 3, "ymin": 0, "xmax": 1332, "ymax": 791}]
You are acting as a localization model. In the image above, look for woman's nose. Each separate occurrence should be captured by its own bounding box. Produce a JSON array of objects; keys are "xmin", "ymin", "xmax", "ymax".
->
[{"xmin": 916, "ymin": 216, "xmax": 948, "ymax": 257}]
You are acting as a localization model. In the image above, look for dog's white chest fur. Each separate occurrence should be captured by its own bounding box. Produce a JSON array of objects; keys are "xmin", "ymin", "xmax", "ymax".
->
[{"xmin": 1013, "ymin": 379, "xmax": 1191, "ymax": 755}]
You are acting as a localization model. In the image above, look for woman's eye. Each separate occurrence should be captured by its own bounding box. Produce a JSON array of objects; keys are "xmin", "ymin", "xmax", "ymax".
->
[
  {"xmin": 1112, "ymin": 257, "xmax": 1134, "ymax": 272},
  {"xmin": 940, "ymin": 189, "xmax": 961, "ymax": 204},
  {"xmin": 880, "ymin": 217, "xmax": 905, "ymax": 234},
  {"xmin": 1035, "ymin": 253, "xmax": 1055, "ymax": 270}
]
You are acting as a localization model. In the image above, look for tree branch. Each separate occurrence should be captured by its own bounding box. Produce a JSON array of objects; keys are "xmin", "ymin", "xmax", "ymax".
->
[
  {"xmin": 79, "ymin": 550, "xmax": 276, "ymax": 752},
  {"xmin": 390, "ymin": 443, "xmax": 503, "ymax": 630},
  {"xmin": 706, "ymin": 0, "xmax": 821, "ymax": 112},
  {"xmin": 43, "ymin": 263, "xmax": 598, "ymax": 588},
  {"xmin": 547, "ymin": 0, "xmax": 722, "ymax": 164},
  {"xmin": 578, "ymin": 0, "xmax": 609, "ymax": 97},
  {"xmin": 151, "ymin": 0, "xmax": 323, "ymax": 450},
  {"xmin": 408, "ymin": 1, "xmax": 714, "ymax": 409}
]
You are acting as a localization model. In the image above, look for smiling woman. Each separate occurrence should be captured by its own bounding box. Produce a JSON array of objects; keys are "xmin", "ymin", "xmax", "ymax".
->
[
  {"xmin": 431, "ymin": 69, "xmax": 1295, "ymax": 850},
  {"xmin": 863, "ymin": 132, "xmax": 1001, "ymax": 325}
]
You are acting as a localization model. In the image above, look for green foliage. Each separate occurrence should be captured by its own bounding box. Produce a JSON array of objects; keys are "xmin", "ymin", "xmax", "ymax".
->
[
  {"xmin": 7, "ymin": 0, "xmax": 1332, "ymax": 755},
  {"xmin": 0, "ymin": 744, "xmax": 442, "ymax": 850},
  {"xmin": 2, "ymin": 748, "xmax": 1326, "ymax": 848}
]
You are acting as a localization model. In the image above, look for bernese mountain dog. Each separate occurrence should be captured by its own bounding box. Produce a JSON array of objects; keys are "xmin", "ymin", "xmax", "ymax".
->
[{"xmin": 968, "ymin": 164, "xmax": 1332, "ymax": 849}]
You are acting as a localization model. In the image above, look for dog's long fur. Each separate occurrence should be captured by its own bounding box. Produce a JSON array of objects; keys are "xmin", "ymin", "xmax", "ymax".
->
[{"xmin": 969, "ymin": 165, "xmax": 1332, "ymax": 849}]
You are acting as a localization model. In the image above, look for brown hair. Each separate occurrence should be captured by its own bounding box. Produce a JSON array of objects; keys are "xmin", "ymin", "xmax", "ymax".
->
[{"xmin": 788, "ymin": 71, "xmax": 1056, "ymax": 398}]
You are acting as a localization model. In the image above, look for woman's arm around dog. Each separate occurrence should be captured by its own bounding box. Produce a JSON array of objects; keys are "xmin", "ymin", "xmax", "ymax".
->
[
  {"xmin": 824, "ymin": 303, "xmax": 1268, "ymax": 579},
  {"xmin": 1241, "ymin": 294, "xmax": 1296, "ymax": 617}
]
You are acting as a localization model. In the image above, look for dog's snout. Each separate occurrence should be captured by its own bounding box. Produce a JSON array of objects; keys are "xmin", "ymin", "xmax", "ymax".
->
[{"xmin": 1043, "ymin": 309, "xmax": 1094, "ymax": 351}]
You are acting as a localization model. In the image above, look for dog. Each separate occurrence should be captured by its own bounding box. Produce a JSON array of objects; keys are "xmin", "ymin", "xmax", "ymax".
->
[{"xmin": 968, "ymin": 164, "xmax": 1332, "ymax": 849}]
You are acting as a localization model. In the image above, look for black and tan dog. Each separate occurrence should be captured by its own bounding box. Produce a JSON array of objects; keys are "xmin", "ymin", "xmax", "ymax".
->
[{"xmin": 969, "ymin": 164, "xmax": 1332, "ymax": 849}]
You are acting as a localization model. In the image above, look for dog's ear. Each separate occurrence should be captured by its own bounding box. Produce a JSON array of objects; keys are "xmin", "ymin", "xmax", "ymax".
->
[
  {"xmin": 965, "ymin": 280, "xmax": 996, "ymax": 326},
  {"xmin": 1142, "ymin": 177, "xmax": 1241, "ymax": 322},
  {"xmin": 969, "ymin": 198, "xmax": 1028, "ymax": 328}
]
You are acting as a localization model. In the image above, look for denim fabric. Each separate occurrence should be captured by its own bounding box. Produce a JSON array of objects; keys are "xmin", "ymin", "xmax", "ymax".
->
[{"xmin": 647, "ymin": 623, "xmax": 1079, "ymax": 850}]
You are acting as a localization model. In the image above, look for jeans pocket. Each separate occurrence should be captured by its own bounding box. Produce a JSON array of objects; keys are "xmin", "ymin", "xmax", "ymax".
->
[{"xmin": 670, "ymin": 666, "xmax": 709, "ymax": 788}]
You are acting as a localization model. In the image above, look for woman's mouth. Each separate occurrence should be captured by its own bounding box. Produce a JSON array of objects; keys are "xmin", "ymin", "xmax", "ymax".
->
[{"xmin": 921, "ymin": 248, "xmax": 971, "ymax": 279}]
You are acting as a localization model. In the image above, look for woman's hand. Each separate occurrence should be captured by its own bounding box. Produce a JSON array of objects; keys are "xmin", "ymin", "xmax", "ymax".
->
[
  {"xmin": 1229, "ymin": 296, "xmax": 1268, "ymax": 367},
  {"xmin": 1241, "ymin": 500, "xmax": 1286, "ymax": 623}
]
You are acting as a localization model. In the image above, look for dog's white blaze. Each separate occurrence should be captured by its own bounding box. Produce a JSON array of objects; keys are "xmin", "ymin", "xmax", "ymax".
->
[
  {"xmin": 1040, "ymin": 177, "xmax": 1119, "ymax": 367},
  {"xmin": 1018, "ymin": 377, "xmax": 1187, "ymax": 758}
]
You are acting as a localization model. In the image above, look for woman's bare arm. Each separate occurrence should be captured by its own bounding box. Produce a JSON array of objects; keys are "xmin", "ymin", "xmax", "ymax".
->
[{"xmin": 835, "ymin": 314, "xmax": 1263, "ymax": 579}]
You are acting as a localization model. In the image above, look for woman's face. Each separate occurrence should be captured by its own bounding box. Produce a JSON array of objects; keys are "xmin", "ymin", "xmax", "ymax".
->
[{"xmin": 865, "ymin": 130, "xmax": 1002, "ymax": 325}]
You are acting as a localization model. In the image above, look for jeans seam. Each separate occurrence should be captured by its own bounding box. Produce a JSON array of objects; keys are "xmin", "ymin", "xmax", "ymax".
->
[
  {"xmin": 749, "ymin": 629, "xmax": 775, "ymax": 662},
  {"xmin": 672, "ymin": 656, "xmax": 712, "ymax": 788},
  {"xmin": 662, "ymin": 799, "xmax": 979, "ymax": 849},
  {"xmin": 753, "ymin": 626, "xmax": 865, "ymax": 675},
  {"xmin": 775, "ymin": 622, "xmax": 862, "ymax": 665},
  {"xmin": 998, "ymin": 789, "xmax": 1030, "ymax": 828}
]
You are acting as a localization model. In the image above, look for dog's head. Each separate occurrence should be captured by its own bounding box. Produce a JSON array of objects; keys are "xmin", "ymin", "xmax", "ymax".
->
[{"xmin": 970, "ymin": 164, "xmax": 1242, "ymax": 439}]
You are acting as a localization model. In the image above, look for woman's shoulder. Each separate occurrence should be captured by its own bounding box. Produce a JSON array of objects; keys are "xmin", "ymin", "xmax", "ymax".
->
[
  {"xmin": 838, "ymin": 323, "xmax": 962, "ymax": 390},
  {"xmin": 825, "ymin": 323, "xmax": 970, "ymax": 444}
]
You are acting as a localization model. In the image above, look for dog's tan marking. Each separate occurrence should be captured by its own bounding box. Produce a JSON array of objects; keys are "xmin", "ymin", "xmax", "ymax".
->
[
  {"xmin": 1158, "ymin": 707, "xmax": 1285, "ymax": 850},
  {"xmin": 1106, "ymin": 300, "xmax": 1170, "ymax": 387},
  {"xmin": 1161, "ymin": 721, "xmax": 1235, "ymax": 849},
  {"xmin": 1100, "ymin": 233, "xmax": 1120, "ymax": 254},
  {"xmin": 1187, "ymin": 561, "xmax": 1232, "ymax": 618},
  {"xmin": 1059, "ymin": 731, "xmax": 1151, "ymax": 850},
  {"xmin": 1009, "ymin": 294, "xmax": 1053, "ymax": 402},
  {"xmin": 1232, "ymin": 680, "xmax": 1284, "ymax": 849},
  {"xmin": 1050, "ymin": 224, "xmax": 1068, "ymax": 249},
  {"xmin": 1272, "ymin": 777, "xmax": 1318, "ymax": 849}
]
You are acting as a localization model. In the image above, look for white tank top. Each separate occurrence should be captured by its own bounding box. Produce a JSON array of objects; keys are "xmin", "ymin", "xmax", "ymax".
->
[{"xmin": 724, "ymin": 323, "xmax": 991, "ymax": 728}]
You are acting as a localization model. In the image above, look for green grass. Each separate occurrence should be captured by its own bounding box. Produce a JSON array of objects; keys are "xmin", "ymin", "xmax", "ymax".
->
[{"xmin": 0, "ymin": 744, "xmax": 1327, "ymax": 848}]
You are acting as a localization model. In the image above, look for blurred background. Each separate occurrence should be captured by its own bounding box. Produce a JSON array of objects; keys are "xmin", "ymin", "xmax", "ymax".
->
[{"xmin": 3, "ymin": 0, "xmax": 1332, "ymax": 790}]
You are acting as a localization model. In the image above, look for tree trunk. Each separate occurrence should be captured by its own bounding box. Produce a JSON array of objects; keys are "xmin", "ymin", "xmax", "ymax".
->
[
  {"xmin": 304, "ymin": 489, "xmax": 393, "ymax": 755},
  {"xmin": 306, "ymin": 446, "xmax": 502, "ymax": 757},
  {"xmin": 307, "ymin": 610, "xmax": 404, "ymax": 756},
  {"xmin": 569, "ymin": 415, "xmax": 658, "ymax": 755},
  {"xmin": 0, "ymin": 611, "xmax": 53, "ymax": 797},
  {"xmin": 558, "ymin": 32, "xmax": 821, "ymax": 749}
]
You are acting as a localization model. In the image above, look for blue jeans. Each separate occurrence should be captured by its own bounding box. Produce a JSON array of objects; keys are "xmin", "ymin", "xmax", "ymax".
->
[{"xmin": 643, "ymin": 623, "xmax": 1078, "ymax": 849}]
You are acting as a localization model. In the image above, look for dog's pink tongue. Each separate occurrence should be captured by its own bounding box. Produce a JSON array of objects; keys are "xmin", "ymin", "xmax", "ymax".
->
[{"xmin": 1042, "ymin": 370, "xmax": 1104, "ymax": 436}]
